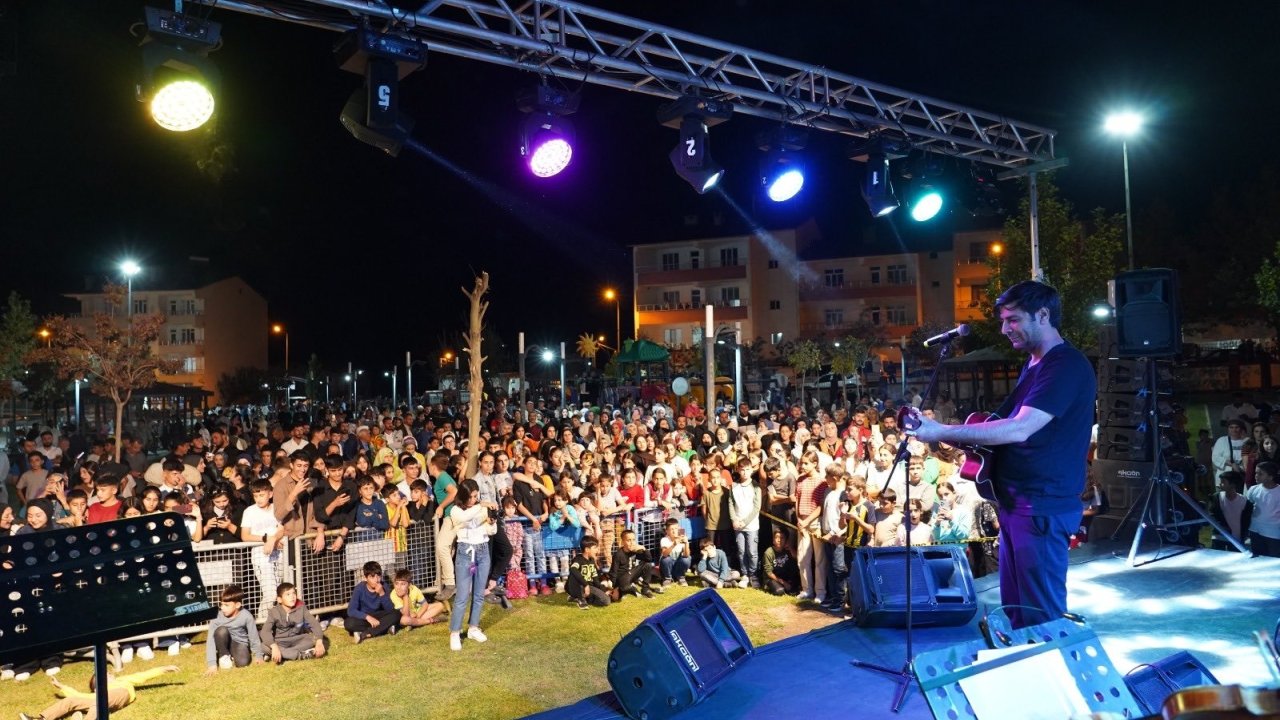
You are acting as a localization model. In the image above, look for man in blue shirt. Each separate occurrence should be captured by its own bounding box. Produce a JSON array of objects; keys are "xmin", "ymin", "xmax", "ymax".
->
[{"xmin": 915, "ymin": 281, "xmax": 1095, "ymax": 628}]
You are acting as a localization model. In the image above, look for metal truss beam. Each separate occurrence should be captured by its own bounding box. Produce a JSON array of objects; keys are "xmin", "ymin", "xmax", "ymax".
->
[{"xmin": 191, "ymin": 0, "xmax": 1056, "ymax": 167}]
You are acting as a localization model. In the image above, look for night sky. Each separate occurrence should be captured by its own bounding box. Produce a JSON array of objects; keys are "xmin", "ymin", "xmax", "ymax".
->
[{"xmin": 3, "ymin": 1, "xmax": 1278, "ymax": 390}]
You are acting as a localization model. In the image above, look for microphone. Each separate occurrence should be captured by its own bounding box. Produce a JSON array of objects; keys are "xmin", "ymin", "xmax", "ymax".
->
[{"xmin": 922, "ymin": 324, "xmax": 970, "ymax": 348}]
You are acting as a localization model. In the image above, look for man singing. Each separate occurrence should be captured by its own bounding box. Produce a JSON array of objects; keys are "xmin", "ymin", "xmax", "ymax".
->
[{"xmin": 913, "ymin": 281, "xmax": 1095, "ymax": 627}]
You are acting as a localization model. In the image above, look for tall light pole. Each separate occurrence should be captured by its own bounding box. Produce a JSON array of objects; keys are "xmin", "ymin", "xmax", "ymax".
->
[
  {"xmin": 271, "ymin": 323, "xmax": 289, "ymax": 373},
  {"xmin": 560, "ymin": 341, "xmax": 567, "ymax": 411},
  {"xmin": 385, "ymin": 366, "xmax": 398, "ymax": 409},
  {"xmin": 1104, "ymin": 111, "xmax": 1143, "ymax": 271},
  {"xmin": 603, "ymin": 288, "xmax": 621, "ymax": 353},
  {"xmin": 518, "ymin": 332, "xmax": 528, "ymax": 423},
  {"xmin": 38, "ymin": 328, "xmax": 51, "ymax": 348},
  {"xmin": 990, "ymin": 241, "xmax": 1004, "ymax": 291},
  {"xmin": 120, "ymin": 259, "xmax": 141, "ymax": 317}
]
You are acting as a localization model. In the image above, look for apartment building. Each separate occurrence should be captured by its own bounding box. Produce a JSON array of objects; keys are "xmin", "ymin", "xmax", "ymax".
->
[
  {"xmin": 633, "ymin": 224, "xmax": 997, "ymax": 361},
  {"xmin": 66, "ymin": 276, "xmax": 268, "ymax": 402}
]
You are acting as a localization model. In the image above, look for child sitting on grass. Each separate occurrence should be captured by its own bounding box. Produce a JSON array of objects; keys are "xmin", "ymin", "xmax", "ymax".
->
[
  {"xmin": 345, "ymin": 561, "xmax": 401, "ymax": 644},
  {"xmin": 261, "ymin": 582, "xmax": 326, "ymax": 664},
  {"xmin": 205, "ymin": 584, "xmax": 265, "ymax": 674},
  {"xmin": 390, "ymin": 568, "xmax": 447, "ymax": 627},
  {"xmin": 696, "ymin": 536, "xmax": 742, "ymax": 589},
  {"xmin": 566, "ymin": 537, "xmax": 612, "ymax": 609}
]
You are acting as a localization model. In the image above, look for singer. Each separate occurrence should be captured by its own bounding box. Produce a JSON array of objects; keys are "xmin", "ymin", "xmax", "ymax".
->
[{"xmin": 912, "ymin": 281, "xmax": 1095, "ymax": 628}]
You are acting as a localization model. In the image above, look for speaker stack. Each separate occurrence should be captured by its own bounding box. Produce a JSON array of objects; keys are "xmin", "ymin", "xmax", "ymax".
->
[{"xmin": 1092, "ymin": 269, "xmax": 1182, "ymax": 538}]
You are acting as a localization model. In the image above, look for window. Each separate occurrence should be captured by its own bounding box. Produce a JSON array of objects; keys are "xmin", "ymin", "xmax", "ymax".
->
[
  {"xmin": 662, "ymin": 252, "xmax": 680, "ymax": 271},
  {"xmin": 690, "ymin": 250, "xmax": 700, "ymax": 270},
  {"xmin": 768, "ymin": 259, "xmax": 779, "ymax": 269},
  {"xmin": 132, "ymin": 298, "xmax": 148, "ymax": 314},
  {"xmin": 181, "ymin": 357, "xmax": 203, "ymax": 373},
  {"xmin": 824, "ymin": 309, "xmax": 844, "ymax": 327},
  {"xmin": 720, "ymin": 286, "xmax": 740, "ymax": 304},
  {"xmin": 885, "ymin": 305, "xmax": 909, "ymax": 325},
  {"xmin": 868, "ymin": 306, "xmax": 882, "ymax": 325},
  {"xmin": 168, "ymin": 329, "xmax": 178, "ymax": 344},
  {"xmin": 824, "ymin": 268, "xmax": 845, "ymax": 287},
  {"xmin": 691, "ymin": 327, "xmax": 704, "ymax": 344},
  {"xmin": 661, "ymin": 291, "xmax": 681, "ymax": 307},
  {"xmin": 180, "ymin": 328, "xmax": 197, "ymax": 343},
  {"xmin": 720, "ymin": 247, "xmax": 739, "ymax": 267},
  {"xmin": 969, "ymin": 242, "xmax": 989, "ymax": 262},
  {"xmin": 690, "ymin": 289, "xmax": 702, "ymax": 307},
  {"xmin": 769, "ymin": 300, "xmax": 781, "ymax": 310},
  {"xmin": 870, "ymin": 266, "xmax": 881, "ymax": 285},
  {"xmin": 770, "ymin": 332, "xmax": 784, "ymax": 345},
  {"xmin": 887, "ymin": 264, "xmax": 909, "ymax": 284},
  {"xmin": 931, "ymin": 280, "xmax": 940, "ymax": 288},
  {"xmin": 663, "ymin": 328, "xmax": 683, "ymax": 345}
]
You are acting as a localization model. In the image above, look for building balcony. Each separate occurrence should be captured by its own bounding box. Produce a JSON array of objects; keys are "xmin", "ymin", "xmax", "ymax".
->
[
  {"xmin": 798, "ymin": 322, "xmax": 918, "ymax": 340},
  {"xmin": 637, "ymin": 302, "xmax": 748, "ymax": 325},
  {"xmin": 798, "ymin": 282, "xmax": 916, "ymax": 301},
  {"xmin": 636, "ymin": 263, "xmax": 747, "ymax": 286},
  {"xmin": 159, "ymin": 340, "xmax": 205, "ymax": 355}
]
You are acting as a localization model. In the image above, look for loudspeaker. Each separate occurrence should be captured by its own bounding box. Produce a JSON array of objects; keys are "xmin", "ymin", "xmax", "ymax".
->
[
  {"xmin": 1096, "ymin": 427, "xmax": 1152, "ymax": 461},
  {"xmin": 1123, "ymin": 650, "xmax": 1219, "ymax": 715},
  {"xmin": 1097, "ymin": 392, "xmax": 1150, "ymax": 428},
  {"xmin": 1114, "ymin": 268, "xmax": 1181, "ymax": 358},
  {"xmin": 607, "ymin": 589, "xmax": 754, "ymax": 720},
  {"xmin": 1097, "ymin": 358, "xmax": 1154, "ymax": 393},
  {"xmin": 847, "ymin": 545, "xmax": 977, "ymax": 628}
]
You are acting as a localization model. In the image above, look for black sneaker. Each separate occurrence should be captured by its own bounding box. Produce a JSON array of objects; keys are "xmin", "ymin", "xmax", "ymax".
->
[
  {"xmin": 641, "ymin": 587, "xmax": 655, "ymax": 599},
  {"xmin": 575, "ymin": 598, "xmax": 590, "ymax": 610},
  {"xmin": 630, "ymin": 586, "xmax": 643, "ymax": 599}
]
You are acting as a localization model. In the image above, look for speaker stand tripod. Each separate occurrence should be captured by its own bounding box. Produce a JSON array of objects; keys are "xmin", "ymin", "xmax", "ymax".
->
[{"xmin": 1110, "ymin": 359, "xmax": 1247, "ymax": 566}]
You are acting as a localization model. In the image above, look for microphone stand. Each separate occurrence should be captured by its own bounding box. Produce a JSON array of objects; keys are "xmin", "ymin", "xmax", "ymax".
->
[{"xmin": 850, "ymin": 340, "xmax": 954, "ymax": 713}]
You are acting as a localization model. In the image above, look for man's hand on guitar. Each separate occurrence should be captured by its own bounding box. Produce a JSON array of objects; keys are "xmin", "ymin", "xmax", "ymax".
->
[{"xmin": 909, "ymin": 414, "xmax": 949, "ymax": 444}]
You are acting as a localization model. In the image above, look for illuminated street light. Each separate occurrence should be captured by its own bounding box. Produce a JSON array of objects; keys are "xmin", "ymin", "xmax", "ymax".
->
[
  {"xmin": 603, "ymin": 288, "xmax": 621, "ymax": 353},
  {"xmin": 271, "ymin": 323, "xmax": 289, "ymax": 373},
  {"xmin": 121, "ymin": 259, "xmax": 142, "ymax": 317},
  {"xmin": 1104, "ymin": 111, "xmax": 1145, "ymax": 270}
]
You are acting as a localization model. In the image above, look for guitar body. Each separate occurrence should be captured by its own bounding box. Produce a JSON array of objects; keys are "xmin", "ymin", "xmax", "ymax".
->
[{"xmin": 957, "ymin": 412, "xmax": 998, "ymax": 502}]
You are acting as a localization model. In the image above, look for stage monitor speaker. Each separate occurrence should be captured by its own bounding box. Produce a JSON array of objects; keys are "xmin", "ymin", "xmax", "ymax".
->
[
  {"xmin": 847, "ymin": 545, "xmax": 977, "ymax": 628},
  {"xmin": 1123, "ymin": 650, "xmax": 1219, "ymax": 715},
  {"xmin": 1114, "ymin": 268, "xmax": 1181, "ymax": 358},
  {"xmin": 1096, "ymin": 427, "xmax": 1152, "ymax": 462},
  {"xmin": 607, "ymin": 588, "xmax": 754, "ymax": 720}
]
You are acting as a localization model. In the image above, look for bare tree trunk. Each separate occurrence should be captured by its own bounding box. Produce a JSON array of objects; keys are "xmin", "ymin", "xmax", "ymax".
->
[
  {"xmin": 460, "ymin": 272, "xmax": 490, "ymax": 479},
  {"xmin": 113, "ymin": 392, "xmax": 125, "ymax": 462}
]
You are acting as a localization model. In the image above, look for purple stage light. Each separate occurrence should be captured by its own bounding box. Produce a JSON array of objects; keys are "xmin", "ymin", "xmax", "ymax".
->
[{"xmin": 527, "ymin": 136, "xmax": 573, "ymax": 178}]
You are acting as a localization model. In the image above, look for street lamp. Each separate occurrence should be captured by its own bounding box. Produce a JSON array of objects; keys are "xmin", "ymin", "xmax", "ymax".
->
[
  {"xmin": 603, "ymin": 288, "xmax": 621, "ymax": 353},
  {"xmin": 384, "ymin": 366, "xmax": 398, "ymax": 409},
  {"xmin": 120, "ymin": 259, "xmax": 141, "ymax": 317},
  {"xmin": 345, "ymin": 369, "xmax": 364, "ymax": 409},
  {"xmin": 990, "ymin": 241, "xmax": 1004, "ymax": 290},
  {"xmin": 1104, "ymin": 111, "xmax": 1144, "ymax": 270},
  {"xmin": 271, "ymin": 323, "xmax": 289, "ymax": 373},
  {"xmin": 38, "ymin": 328, "xmax": 51, "ymax": 347}
]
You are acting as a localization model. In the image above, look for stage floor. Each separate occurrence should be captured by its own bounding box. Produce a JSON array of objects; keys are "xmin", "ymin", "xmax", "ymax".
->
[{"xmin": 529, "ymin": 542, "xmax": 1279, "ymax": 720}]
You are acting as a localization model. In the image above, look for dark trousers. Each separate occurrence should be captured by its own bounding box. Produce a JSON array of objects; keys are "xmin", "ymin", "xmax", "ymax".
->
[
  {"xmin": 570, "ymin": 585, "xmax": 612, "ymax": 606},
  {"xmin": 212, "ymin": 626, "xmax": 253, "ymax": 666},
  {"xmin": 489, "ymin": 527, "xmax": 513, "ymax": 582},
  {"xmin": 1251, "ymin": 531, "xmax": 1280, "ymax": 558},
  {"xmin": 343, "ymin": 608, "xmax": 401, "ymax": 638},
  {"xmin": 614, "ymin": 562, "xmax": 652, "ymax": 594},
  {"xmin": 824, "ymin": 543, "xmax": 850, "ymax": 603},
  {"xmin": 997, "ymin": 509, "xmax": 1080, "ymax": 629},
  {"xmin": 713, "ymin": 529, "xmax": 737, "ymax": 570}
]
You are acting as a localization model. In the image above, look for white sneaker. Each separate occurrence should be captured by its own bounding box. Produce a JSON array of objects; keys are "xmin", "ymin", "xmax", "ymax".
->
[
  {"xmin": 179, "ymin": 638, "xmax": 192, "ymax": 649},
  {"xmin": 120, "ymin": 647, "xmax": 134, "ymax": 664},
  {"xmin": 44, "ymin": 666, "xmax": 60, "ymax": 677},
  {"xmin": 137, "ymin": 645, "xmax": 155, "ymax": 661},
  {"xmin": 167, "ymin": 643, "xmax": 181, "ymax": 656},
  {"xmin": 466, "ymin": 626, "xmax": 488, "ymax": 643},
  {"xmin": 449, "ymin": 633, "xmax": 462, "ymax": 651},
  {"xmin": 1, "ymin": 666, "xmax": 14, "ymax": 680},
  {"xmin": 796, "ymin": 591, "xmax": 813, "ymax": 601},
  {"xmin": 14, "ymin": 672, "xmax": 31, "ymax": 682},
  {"xmin": 218, "ymin": 655, "xmax": 233, "ymax": 670}
]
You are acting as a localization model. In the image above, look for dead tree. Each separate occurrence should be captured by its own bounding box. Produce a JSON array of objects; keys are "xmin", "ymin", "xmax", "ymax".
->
[{"xmin": 460, "ymin": 272, "xmax": 489, "ymax": 478}]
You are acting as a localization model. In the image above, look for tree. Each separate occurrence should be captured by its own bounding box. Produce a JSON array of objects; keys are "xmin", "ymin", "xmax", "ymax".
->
[
  {"xmin": 988, "ymin": 175, "xmax": 1124, "ymax": 352},
  {"xmin": 829, "ymin": 334, "xmax": 872, "ymax": 408},
  {"xmin": 786, "ymin": 339, "xmax": 822, "ymax": 409},
  {"xmin": 217, "ymin": 366, "xmax": 272, "ymax": 404},
  {"xmin": 0, "ymin": 292, "xmax": 37, "ymax": 435},
  {"xmin": 305, "ymin": 353, "xmax": 324, "ymax": 403},
  {"xmin": 27, "ymin": 284, "xmax": 180, "ymax": 462},
  {"xmin": 1255, "ymin": 241, "xmax": 1280, "ymax": 338},
  {"xmin": 460, "ymin": 272, "xmax": 490, "ymax": 479}
]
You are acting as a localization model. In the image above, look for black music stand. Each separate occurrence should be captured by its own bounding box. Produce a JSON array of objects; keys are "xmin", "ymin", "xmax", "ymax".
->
[{"xmin": 0, "ymin": 513, "xmax": 216, "ymax": 718}]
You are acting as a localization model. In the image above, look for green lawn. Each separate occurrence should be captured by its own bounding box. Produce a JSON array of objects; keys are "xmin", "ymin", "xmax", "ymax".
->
[{"xmin": 7, "ymin": 587, "xmax": 838, "ymax": 720}]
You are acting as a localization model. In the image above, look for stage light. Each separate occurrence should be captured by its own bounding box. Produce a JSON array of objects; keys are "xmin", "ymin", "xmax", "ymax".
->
[
  {"xmin": 658, "ymin": 96, "xmax": 733, "ymax": 194},
  {"xmin": 518, "ymin": 85, "xmax": 580, "ymax": 178},
  {"xmin": 758, "ymin": 127, "xmax": 807, "ymax": 203},
  {"xmin": 136, "ymin": 7, "xmax": 221, "ymax": 132},
  {"xmin": 909, "ymin": 186, "xmax": 944, "ymax": 221},
  {"xmin": 336, "ymin": 28, "xmax": 427, "ymax": 156},
  {"xmin": 850, "ymin": 136, "xmax": 909, "ymax": 218}
]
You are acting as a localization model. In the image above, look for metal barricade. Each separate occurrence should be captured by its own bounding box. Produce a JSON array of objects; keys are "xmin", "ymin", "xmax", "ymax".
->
[{"xmin": 291, "ymin": 521, "xmax": 438, "ymax": 616}]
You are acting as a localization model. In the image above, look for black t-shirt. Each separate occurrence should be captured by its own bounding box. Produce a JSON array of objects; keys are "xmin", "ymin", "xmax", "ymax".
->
[
  {"xmin": 311, "ymin": 478, "xmax": 359, "ymax": 530},
  {"xmin": 993, "ymin": 342, "xmax": 1096, "ymax": 515},
  {"xmin": 512, "ymin": 478, "xmax": 549, "ymax": 519}
]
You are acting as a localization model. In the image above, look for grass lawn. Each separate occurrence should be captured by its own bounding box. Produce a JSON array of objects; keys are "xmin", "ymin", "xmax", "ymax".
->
[{"xmin": 7, "ymin": 587, "xmax": 840, "ymax": 720}]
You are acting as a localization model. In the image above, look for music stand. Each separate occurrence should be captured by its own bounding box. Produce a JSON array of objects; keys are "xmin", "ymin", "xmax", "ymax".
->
[{"xmin": 0, "ymin": 513, "xmax": 216, "ymax": 718}]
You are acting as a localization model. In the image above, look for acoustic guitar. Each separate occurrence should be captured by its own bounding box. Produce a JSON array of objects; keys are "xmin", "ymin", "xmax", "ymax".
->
[{"xmin": 897, "ymin": 407, "xmax": 999, "ymax": 502}]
